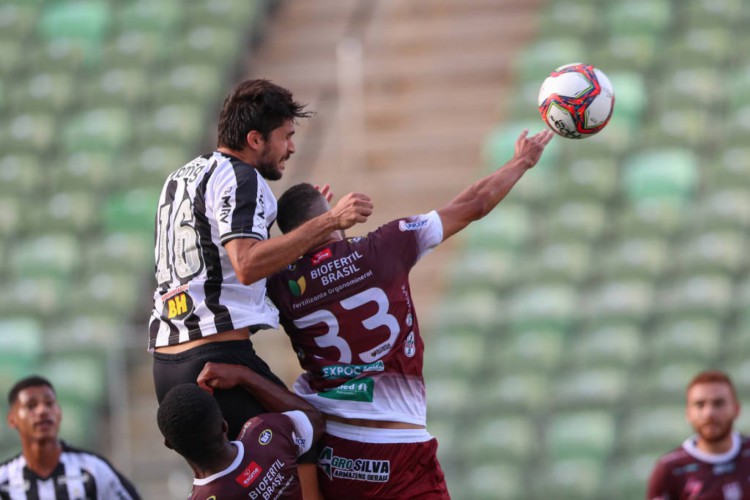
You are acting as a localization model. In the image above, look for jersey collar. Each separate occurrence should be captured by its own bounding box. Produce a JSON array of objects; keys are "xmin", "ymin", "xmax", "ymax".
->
[
  {"xmin": 193, "ymin": 441, "xmax": 244, "ymax": 486},
  {"xmin": 682, "ymin": 431, "xmax": 741, "ymax": 464}
]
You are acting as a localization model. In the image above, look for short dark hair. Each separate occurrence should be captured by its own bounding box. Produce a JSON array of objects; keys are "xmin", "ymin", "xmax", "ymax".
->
[
  {"xmin": 8, "ymin": 376, "xmax": 55, "ymax": 406},
  {"xmin": 277, "ymin": 183, "xmax": 326, "ymax": 233},
  {"xmin": 157, "ymin": 384, "xmax": 226, "ymax": 464},
  {"xmin": 217, "ymin": 79, "xmax": 312, "ymax": 149}
]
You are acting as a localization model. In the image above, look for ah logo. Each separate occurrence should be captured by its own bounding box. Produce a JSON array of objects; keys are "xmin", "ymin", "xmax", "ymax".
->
[
  {"xmin": 288, "ymin": 277, "xmax": 306, "ymax": 297},
  {"xmin": 259, "ymin": 429, "xmax": 273, "ymax": 445}
]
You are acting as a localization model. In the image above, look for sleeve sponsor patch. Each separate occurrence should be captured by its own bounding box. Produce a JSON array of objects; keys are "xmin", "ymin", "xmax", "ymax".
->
[{"xmin": 398, "ymin": 218, "xmax": 429, "ymax": 231}]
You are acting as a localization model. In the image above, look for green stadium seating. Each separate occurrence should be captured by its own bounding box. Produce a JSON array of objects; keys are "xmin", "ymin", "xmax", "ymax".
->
[
  {"xmin": 632, "ymin": 362, "xmax": 707, "ymax": 405},
  {"xmin": 647, "ymin": 317, "xmax": 722, "ymax": 363},
  {"xmin": 514, "ymin": 38, "xmax": 588, "ymax": 84},
  {"xmin": 465, "ymin": 414, "xmax": 538, "ymax": 463},
  {"xmin": 28, "ymin": 38, "xmax": 88, "ymax": 73},
  {"xmin": 552, "ymin": 155, "xmax": 619, "ymax": 203},
  {"xmin": 154, "ymin": 64, "xmax": 223, "ymax": 105},
  {"xmin": 0, "ymin": 277, "xmax": 67, "ymax": 320},
  {"xmin": 56, "ymin": 398, "xmax": 95, "ymax": 448},
  {"xmin": 136, "ymin": 104, "xmax": 205, "ymax": 145},
  {"xmin": 598, "ymin": 236, "xmax": 671, "ymax": 280},
  {"xmin": 0, "ymin": 39, "xmax": 24, "ymax": 76},
  {"xmin": 479, "ymin": 372, "xmax": 551, "ymax": 413},
  {"xmin": 176, "ymin": 25, "xmax": 243, "ymax": 67},
  {"xmin": 496, "ymin": 326, "xmax": 566, "ymax": 374},
  {"xmin": 30, "ymin": 191, "xmax": 101, "ymax": 235},
  {"xmin": 621, "ymin": 405, "xmax": 690, "ymax": 456},
  {"xmin": 0, "ymin": 196, "xmax": 25, "ymax": 238},
  {"xmin": 655, "ymin": 274, "xmax": 734, "ymax": 321},
  {"xmin": 84, "ymin": 67, "xmax": 150, "ymax": 107},
  {"xmin": 3, "ymin": 112, "xmax": 57, "ymax": 155},
  {"xmin": 66, "ymin": 271, "xmax": 143, "ymax": 317},
  {"xmin": 621, "ymin": 149, "xmax": 699, "ymax": 205},
  {"xmin": 432, "ymin": 289, "xmax": 501, "ymax": 331},
  {"xmin": 675, "ymin": 231, "xmax": 747, "ymax": 274},
  {"xmin": 533, "ymin": 458, "xmax": 603, "ymax": 500},
  {"xmin": 580, "ymin": 279, "xmax": 654, "ymax": 325},
  {"xmin": 186, "ymin": 0, "xmax": 266, "ymax": 30},
  {"xmin": 592, "ymin": 34, "xmax": 659, "ymax": 73},
  {"xmin": 0, "ymin": 154, "xmax": 43, "ymax": 195},
  {"xmin": 551, "ymin": 368, "xmax": 629, "ymax": 410},
  {"xmin": 541, "ymin": 200, "xmax": 607, "ymax": 243},
  {"xmin": 0, "ymin": 3, "xmax": 40, "ymax": 41},
  {"xmin": 614, "ymin": 199, "xmax": 687, "ymax": 238},
  {"xmin": 539, "ymin": 1, "xmax": 600, "ymax": 37},
  {"xmin": 602, "ymin": 453, "xmax": 658, "ymax": 500},
  {"xmin": 606, "ymin": 72, "xmax": 646, "ymax": 126},
  {"xmin": 85, "ymin": 232, "xmax": 152, "ymax": 274},
  {"xmin": 50, "ymin": 152, "xmax": 115, "ymax": 191},
  {"xmin": 423, "ymin": 333, "xmax": 484, "ymax": 380},
  {"xmin": 63, "ymin": 107, "xmax": 132, "ymax": 155},
  {"xmin": 37, "ymin": 1, "xmax": 111, "ymax": 67},
  {"xmin": 565, "ymin": 322, "xmax": 643, "ymax": 370},
  {"xmin": 462, "ymin": 202, "xmax": 532, "ymax": 252},
  {"xmin": 10, "ymin": 71, "xmax": 76, "ymax": 113},
  {"xmin": 425, "ymin": 377, "xmax": 467, "ymax": 418},
  {"xmin": 685, "ymin": 0, "xmax": 744, "ymax": 28},
  {"xmin": 521, "ymin": 241, "xmax": 592, "ymax": 285},
  {"xmin": 546, "ymin": 410, "xmax": 616, "ymax": 461},
  {"xmin": 103, "ymin": 188, "xmax": 161, "ymax": 233},
  {"xmin": 448, "ymin": 248, "xmax": 522, "ymax": 293},
  {"xmin": 116, "ymin": 1, "xmax": 183, "ymax": 35},
  {"xmin": 10, "ymin": 234, "xmax": 81, "ymax": 280},
  {"xmin": 463, "ymin": 463, "xmax": 525, "ymax": 500},
  {"xmin": 506, "ymin": 284, "xmax": 578, "ymax": 332},
  {"xmin": 40, "ymin": 352, "xmax": 107, "ymax": 406},
  {"xmin": 694, "ymin": 189, "xmax": 750, "ymax": 231},
  {"xmin": 606, "ymin": 0, "xmax": 671, "ymax": 36},
  {"xmin": 102, "ymin": 31, "xmax": 168, "ymax": 68},
  {"xmin": 46, "ymin": 314, "xmax": 123, "ymax": 347}
]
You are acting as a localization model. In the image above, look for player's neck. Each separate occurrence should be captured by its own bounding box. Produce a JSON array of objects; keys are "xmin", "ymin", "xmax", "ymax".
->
[
  {"xmin": 217, "ymin": 146, "xmax": 255, "ymax": 166},
  {"xmin": 22, "ymin": 438, "xmax": 62, "ymax": 477},
  {"xmin": 192, "ymin": 442, "xmax": 239, "ymax": 480},
  {"xmin": 697, "ymin": 432, "xmax": 735, "ymax": 455}
]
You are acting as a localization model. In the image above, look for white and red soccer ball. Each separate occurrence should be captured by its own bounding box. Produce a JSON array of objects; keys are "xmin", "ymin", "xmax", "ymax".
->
[{"xmin": 538, "ymin": 63, "xmax": 615, "ymax": 139}]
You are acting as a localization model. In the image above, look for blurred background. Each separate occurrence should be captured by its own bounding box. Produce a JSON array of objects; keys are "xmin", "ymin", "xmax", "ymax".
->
[{"xmin": 1, "ymin": 0, "xmax": 750, "ymax": 498}]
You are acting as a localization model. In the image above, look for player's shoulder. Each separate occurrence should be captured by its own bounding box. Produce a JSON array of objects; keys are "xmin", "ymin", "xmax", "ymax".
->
[
  {"xmin": 655, "ymin": 446, "xmax": 690, "ymax": 468},
  {"xmin": 60, "ymin": 442, "xmax": 118, "ymax": 470},
  {"xmin": 0, "ymin": 453, "xmax": 23, "ymax": 471}
]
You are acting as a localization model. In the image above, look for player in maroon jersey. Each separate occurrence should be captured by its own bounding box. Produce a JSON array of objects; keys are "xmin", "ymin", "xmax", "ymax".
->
[
  {"xmin": 647, "ymin": 370, "xmax": 750, "ymax": 500},
  {"xmin": 266, "ymin": 129, "xmax": 554, "ymax": 499},
  {"xmin": 157, "ymin": 362, "xmax": 325, "ymax": 500}
]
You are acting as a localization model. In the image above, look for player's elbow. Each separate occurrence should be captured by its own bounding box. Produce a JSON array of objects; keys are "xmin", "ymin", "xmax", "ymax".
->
[{"xmin": 235, "ymin": 267, "xmax": 262, "ymax": 286}]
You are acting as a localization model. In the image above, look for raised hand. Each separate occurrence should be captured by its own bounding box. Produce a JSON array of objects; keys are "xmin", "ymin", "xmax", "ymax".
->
[
  {"xmin": 329, "ymin": 192, "xmax": 373, "ymax": 229},
  {"xmin": 513, "ymin": 129, "xmax": 555, "ymax": 169}
]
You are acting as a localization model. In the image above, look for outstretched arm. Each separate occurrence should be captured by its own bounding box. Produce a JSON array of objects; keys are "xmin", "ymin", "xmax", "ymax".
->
[
  {"xmin": 437, "ymin": 129, "xmax": 554, "ymax": 241},
  {"xmin": 225, "ymin": 192, "xmax": 373, "ymax": 285},
  {"xmin": 197, "ymin": 362, "xmax": 325, "ymax": 443}
]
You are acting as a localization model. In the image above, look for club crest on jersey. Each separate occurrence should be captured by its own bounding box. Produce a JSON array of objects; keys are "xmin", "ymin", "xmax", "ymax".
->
[
  {"xmin": 234, "ymin": 461, "xmax": 263, "ymax": 488},
  {"xmin": 288, "ymin": 277, "xmax": 306, "ymax": 297},
  {"xmin": 399, "ymin": 218, "xmax": 428, "ymax": 231},
  {"xmin": 312, "ymin": 248, "xmax": 333, "ymax": 265},
  {"xmin": 259, "ymin": 429, "xmax": 273, "ymax": 445},
  {"xmin": 161, "ymin": 286, "xmax": 194, "ymax": 320},
  {"xmin": 404, "ymin": 332, "xmax": 416, "ymax": 358}
]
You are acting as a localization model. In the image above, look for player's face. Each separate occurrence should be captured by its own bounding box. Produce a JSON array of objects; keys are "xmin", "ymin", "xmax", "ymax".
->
[
  {"xmin": 8, "ymin": 385, "xmax": 61, "ymax": 442},
  {"xmin": 256, "ymin": 120, "xmax": 296, "ymax": 181},
  {"xmin": 686, "ymin": 382, "xmax": 739, "ymax": 444}
]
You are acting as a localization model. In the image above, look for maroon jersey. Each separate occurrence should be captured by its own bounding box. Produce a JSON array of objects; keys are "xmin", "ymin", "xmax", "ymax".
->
[
  {"xmin": 189, "ymin": 411, "xmax": 313, "ymax": 500},
  {"xmin": 647, "ymin": 433, "xmax": 750, "ymax": 500},
  {"xmin": 266, "ymin": 212, "xmax": 443, "ymax": 426}
]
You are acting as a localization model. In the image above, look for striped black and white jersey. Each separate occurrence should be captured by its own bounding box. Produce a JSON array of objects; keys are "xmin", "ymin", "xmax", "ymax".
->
[
  {"xmin": 0, "ymin": 442, "xmax": 140, "ymax": 500},
  {"xmin": 149, "ymin": 151, "xmax": 280, "ymax": 350}
]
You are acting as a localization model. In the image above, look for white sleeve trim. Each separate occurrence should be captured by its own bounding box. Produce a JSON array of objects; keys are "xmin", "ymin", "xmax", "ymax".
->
[
  {"xmin": 283, "ymin": 410, "xmax": 314, "ymax": 456},
  {"xmin": 399, "ymin": 211, "xmax": 443, "ymax": 260}
]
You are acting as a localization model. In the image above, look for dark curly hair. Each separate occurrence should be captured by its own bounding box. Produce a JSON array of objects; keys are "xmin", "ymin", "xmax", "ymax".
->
[
  {"xmin": 276, "ymin": 183, "xmax": 328, "ymax": 234},
  {"xmin": 8, "ymin": 375, "xmax": 55, "ymax": 406},
  {"xmin": 217, "ymin": 79, "xmax": 313, "ymax": 149}
]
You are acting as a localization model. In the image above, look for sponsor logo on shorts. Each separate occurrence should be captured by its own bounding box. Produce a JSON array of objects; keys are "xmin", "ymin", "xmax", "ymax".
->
[
  {"xmin": 318, "ymin": 447, "xmax": 390, "ymax": 483},
  {"xmin": 259, "ymin": 429, "xmax": 273, "ymax": 445},
  {"xmin": 399, "ymin": 218, "xmax": 428, "ymax": 231},
  {"xmin": 235, "ymin": 461, "xmax": 263, "ymax": 488}
]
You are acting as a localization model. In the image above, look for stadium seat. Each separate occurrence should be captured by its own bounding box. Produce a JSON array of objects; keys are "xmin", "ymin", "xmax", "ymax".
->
[
  {"xmin": 0, "ymin": 154, "xmax": 43, "ymax": 195},
  {"xmin": 63, "ymin": 107, "xmax": 132, "ymax": 155},
  {"xmin": 37, "ymin": 1, "xmax": 111, "ymax": 66},
  {"xmin": 478, "ymin": 372, "xmax": 551, "ymax": 413},
  {"xmin": 462, "ymin": 202, "xmax": 532, "ymax": 252},
  {"xmin": 465, "ymin": 414, "xmax": 538, "ymax": 463},
  {"xmin": 552, "ymin": 155, "xmax": 619, "ymax": 203},
  {"xmin": 50, "ymin": 152, "xmax": 115, "ymax": 191},
  {"xmin": 714, "ymin": 147, "xmax": 750, "ymax": 186},
  {"xmin": 3, "ymin": 112, "xmax": 56, "ymax": 155},
  {"xmin": 136, "ymin": 104, "xmax": 205, "ymax": 145},
  {"xmin": 685, "ymin": 0, "xmax": 744, "ymax": 28},
  {"xmin": 621, "ymin": 404, "xmax": 691, "ymax": 456},
  {"xmin": 46, "ymin": 314, "xmax": 123, "ymax": 347},
  {"xmin": 463, "ymin": 463, "xmax": 525, "ymax": 500},
  {"xmin": 602, "ymin": 453, "xmax": 659, "ymax": 500},
  {"xmin": 85, "ymin": 231, "xmax": 152, "ymax": 274},
  {"xmin": 103, "ymin": 187, "xmax": 161, "ymax": 234},
  {"xmin": 693, "ymin": 189, "xmax": 750, "ymax": 231},
  {"xmin": 647, "ymin": 317, "xmax": 722, "ymax": 363},
  {"xmin": 186, "ymin": 0, "xmax": 265, "ymax": 30},
  {"xmin": 495, "ymin": 326, "xmax": 566, "ymax": 374},
  {"xmin": 592, "ymin": 34, "xmax": 659, "ymax": 73},
  {"xmin": 102, "ymin": 31, "xmax": 167, "ymax": 68},
  {"xmin": 551, "ymin": 368, "xmax": 629, "ymax": 410},
  {"xmin": 655, "ymin": 274, "xmax": 734, "ymax": 321},
  {"xmin": 10, "ymin": 71, "xmax": 76, "ymax": 113},
  {"xmin": 514, "ymin": 38, "xmax": 588, "ymax": 84},
  {"xmin": 56, "ymin": 398, "xmax": 95, "ymax": 448},
  {"xmin": 423, "ymin": 333, "xmax": 484, "ymax": 380},
  {"xmin": 124, "ymin": 144, "xmax": 186, "ymax": 188},
  {"xmin": 506, "ymin": 284, "xmax": 578, "ymax": 333},
  {"xmin": 605, "ymin": 0, "xmax": 671, "ymax": 36},
  {"xmin": 0, "ymin": 39, "xmax": 24, "ymax": 76},
  {"xmin": 29, "ymin": 191, "xmax": 100, "ymax": 235},
  {"xmin": 10, "ymin": 234, "xmax": 81, "ymax": 280},
  {"xmin": 665, "ymin": 28, "xmax": 733, "ymax": 69},
  {"xmin": 607, "ymin": 72, "xmax": 646, "ymax": 126},
  {"xmin": 615, "ymin": 199, "xmax": 687, "ymax": 238},
  {"xmin": 425, "ymin": 377, "xmax": 467, "ymax": 418},
  {"xmin": 632, "ymin": 362, "xmax": 707, "ymax": 405},
  {"xmin": 176, "ymin": 25, "xmax": 242, "ymax": 67},
  {"xmin": 580, "ymin": 279, "xmax": 654, "ymax": 325},
  {"xmin": 0, "ymin": 3, "xmax": 40, "ymax": 41},
  {"xmin": 0, "ymin": 196, "xmax": 25, "ymax": 238},
  {"xmin": 27, "ymin": 38, "xmax": 88, "ymax": 74},
  {"xmin": 621, "ymin": 149, "xmax": 699, "ymax": 205},
  {"xmin": 565, "ymin": 322, "xmax": 643, "ymax": 370},
  {"xmin": 655, "ymin": 66, "xmax": 726, "ymax": 112},
  {"xmin": 432, "ymin": 289, "xmax": 501, "ymax": 331},
  {"xmin": 116, "ymin": 0, "xmax": 183, "ymax": 35},
  {"xmin": 546, "ymin": 410, "xmax": 616, "ymax": 461},
  {"xmin": 521, "ymin": 241, "xmax": 592, "ymax": 285},
  {"xmin": 0, "ymin": 277, "xmax": 67, "ymax": 320},
  {"xmin": 533, "ymin": 458, "xmax": 603, "ymax": 500},
  {"xmin": 598, "ymin": 236, "xmax": 670, "ymax": 280},
  {"xmin": 539, "ymin": 1, "xmax": 600, "ymax": 37},
  {"xmin": 40, "ymin": 352, "xmax": 107, "ymax": 406},
  {"xmin": 540, "ymin": 200, "xmax": 607, "ymax": 243},
  {"xmin": 66, "ymin": 271, "xmax": 143, "ymax": 317},
  {"xmin": 83, "ymin": 67, "xmax": 150, "ymax": 108},
  {"xmin": 154, "ymin": 64, "xmax": 223, "ymax": 105},
  {"xmin": 674, "ymin": 230, "xmax": 747, "ymax": 274},
  {"xmin": 447, "ymin": 248, "xmax": 521, "ymax": 294}
]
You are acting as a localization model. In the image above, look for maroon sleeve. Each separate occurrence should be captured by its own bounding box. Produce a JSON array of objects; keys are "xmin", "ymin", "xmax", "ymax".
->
[{"xmin": 645, "ymin": 459, "xmax": 672, "ymax": 500}]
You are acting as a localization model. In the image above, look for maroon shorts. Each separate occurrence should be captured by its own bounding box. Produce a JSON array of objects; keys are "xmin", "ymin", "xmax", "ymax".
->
[{"xmin": 317, "ymin": 423, "xmax": 450, "ymax": 499}]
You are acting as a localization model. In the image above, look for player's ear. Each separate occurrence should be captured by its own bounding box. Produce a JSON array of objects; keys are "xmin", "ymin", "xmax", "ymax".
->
[
  {"xmin": 7, "ymin": 410, "xmax": 17, "ymax": 430},
  {"xmin": 245, "ymin": 130, "xmax": 263, "ymax": 151}
]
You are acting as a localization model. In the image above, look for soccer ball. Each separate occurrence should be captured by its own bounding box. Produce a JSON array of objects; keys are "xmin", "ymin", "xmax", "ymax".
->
[{"xmin": 538, "ymin": 63, "xmax": 615, "ymax": 139}]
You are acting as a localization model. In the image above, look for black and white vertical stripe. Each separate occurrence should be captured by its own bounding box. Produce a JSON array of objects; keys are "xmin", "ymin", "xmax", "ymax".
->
[{"xmin": 0, "ymin": 443, "xmax": 139, "ymax": 500}]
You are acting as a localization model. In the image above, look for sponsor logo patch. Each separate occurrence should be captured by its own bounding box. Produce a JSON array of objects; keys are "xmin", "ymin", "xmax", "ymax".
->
[
  {"xmin": 404, "ymin": 332, "xmax": 416, "ymax": 358},
  {"xmin": 288, "ymin": 277, "xmax": 306, "ymax": 297},
  {"xmin": 318, "ymin": 447, "xmax": 391, "ymax": 483},
  {"xmin": 318, "ymin": 378, "xmax": 375, "ymax": 402},
  {"xmin": 312, "ymin": 248, "xmax": 333, "ymax": 265},
  {"xmin": 235, "ymin": 461, "xmax": 263, "ymax": 488},
  {"xmin": 259, "ymin": 429, "xmax": 273, "ymax": 445},
  {"xmin": 321, "ymin": 361, "xmax": 385, "ymax": 380},
  {"xmin": 162, "ymin": 289, "xmax": 194, "ymax": 320},
  {"xmin": 399, "ymin": 218, "xmax": 428, "ymax": 231}
]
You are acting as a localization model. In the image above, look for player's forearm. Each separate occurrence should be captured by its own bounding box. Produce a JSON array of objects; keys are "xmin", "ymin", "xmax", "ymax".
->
[
  {"xmin": 237, "ymin": 368, "xmax": 319, "ymax": 416},
  {"xmin": 234, "ymin": 213, "xmax": 338, "ymax": 284},
  {"xmin": 438, "ymin": 158, "xmax": 531, "ymax": 240}
]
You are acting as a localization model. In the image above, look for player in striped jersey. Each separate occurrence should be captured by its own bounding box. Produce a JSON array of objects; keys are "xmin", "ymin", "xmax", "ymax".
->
[
  {"xmin": 266, "ymin": 129, "xmax": 554, "ymax": 498},
  {"xmin": 149, "ymin": 79, "xmax": 373, "ymax": 442},
  {"xmin": 647, "ymin": 370, "xmax": 750, "ymax": 500},
  {"xmin": 0, "ymin": 376, "xmax": 139, "ymax": 500}
]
